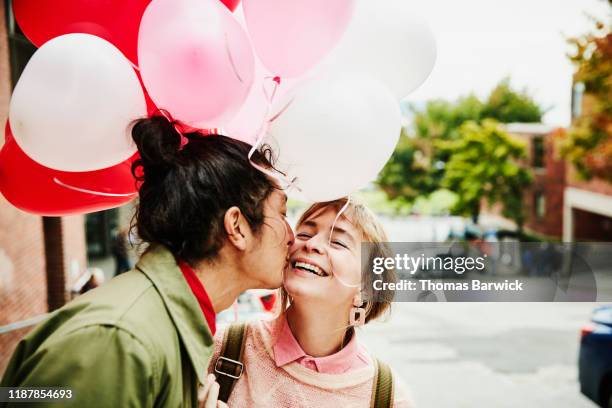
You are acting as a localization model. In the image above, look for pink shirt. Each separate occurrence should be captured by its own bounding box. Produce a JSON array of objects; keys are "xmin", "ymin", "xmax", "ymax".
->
[
  {"xmin": 209, "ymin": 319, "xmax": 415, "ymax": 407},
  {"xmin": 272, "ymin": 315, "xmax": 371, "ymax": 374}
]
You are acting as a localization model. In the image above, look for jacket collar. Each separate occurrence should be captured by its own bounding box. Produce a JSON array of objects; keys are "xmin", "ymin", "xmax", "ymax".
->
[{"xmin": 136, "ymin": 244, "xmax": 213, "ymax": 385}]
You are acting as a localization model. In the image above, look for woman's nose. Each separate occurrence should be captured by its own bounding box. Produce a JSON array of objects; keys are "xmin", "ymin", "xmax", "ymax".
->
[{"xmin": 304, "ymin": 234, "xmax": 325, "ymax": 254}]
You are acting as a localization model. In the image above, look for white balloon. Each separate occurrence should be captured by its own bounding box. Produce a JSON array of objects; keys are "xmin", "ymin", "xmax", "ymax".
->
[
  {"xmin": 267, "ymin": 74, "xmax": 401, "ymax": 202},
  {"xmin": 9, "ymin": 34, "xmax": 146, "ymax": 172},
  {"xmin": 319, "ymin": 0, "xmax": 437, "ymax": 100}
]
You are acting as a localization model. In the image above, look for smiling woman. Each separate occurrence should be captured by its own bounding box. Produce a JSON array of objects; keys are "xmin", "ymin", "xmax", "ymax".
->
[
  {"xmin": 282, "ymin": 198, "xmax": 395, "ymax": 321},
  {"xmin": 209, "ymin": 198, "xmax": 413, "ymax": 407}
]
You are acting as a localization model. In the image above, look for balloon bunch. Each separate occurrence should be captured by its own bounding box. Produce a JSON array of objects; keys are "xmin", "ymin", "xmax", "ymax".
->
[
  {"xmin": 0, "ymin": 0, "xmax": 436, "ymax": 215},
  {"xmin": 259, "ymin": 0, "xmax": 437, "ymax": 201}
]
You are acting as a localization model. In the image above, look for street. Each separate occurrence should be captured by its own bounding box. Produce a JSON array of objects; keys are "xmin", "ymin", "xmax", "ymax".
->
[{"xmin": 360, "ymin": 302, "xmax": 600, "ymax": 407}]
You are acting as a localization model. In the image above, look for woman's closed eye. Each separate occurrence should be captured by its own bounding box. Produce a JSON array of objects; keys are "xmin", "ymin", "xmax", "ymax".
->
[
  {"xmin": 296, "ymin": 232, "xmax": 349, "ymax": 249},
  {"xmin": 331, "ymin": 239, "xmax": 349, "ymax": 249}
]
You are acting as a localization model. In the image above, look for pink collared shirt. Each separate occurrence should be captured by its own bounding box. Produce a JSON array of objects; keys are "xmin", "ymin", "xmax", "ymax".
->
[{"xmin": 272, "ymin": 314, "xmax": 371, "ymax": 374}]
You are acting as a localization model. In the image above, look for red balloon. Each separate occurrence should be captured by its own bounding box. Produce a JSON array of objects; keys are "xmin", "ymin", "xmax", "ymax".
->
[
  {"xmin": 12, "ymin": 0, "xmax": 150, "ymax": 65},
  {"xmin": 0, "ymin": 123, "xmax": 138, "ymax": 216},
  {"xmin": 220, "ymin": 0, "xmax": 241, "ymax": 11}
]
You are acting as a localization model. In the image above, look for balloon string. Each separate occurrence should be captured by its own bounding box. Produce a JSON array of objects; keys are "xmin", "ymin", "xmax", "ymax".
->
[
  {"xmin": 329, "ymin": 195, "xmax": 351, "ymax": 245},
  {"xmin": 255, "ymin": 76, "xmax": 281, "ymax": 140},
  {"xmin": 327, "ymin": 195, "xmax": 360, "ymax": 288},
  {"xmin": 268, "ymin": 98, "xmax": 294, "ymax": 124},
  {"xmin": 247, "ymin": 76, "xmax": 299, "ymax": 191},
  {"xmin": 158, "ymin": 109, "xmax": 190, "ymax": 148},
  {"xmin": 225, "ymin": 34, "xmax": 244, "ymax": 84},
  {"xmin": 53, "ymin": 177, "xmax": 137, "ymax": 197},
  {"xmin": 263, "ymin": 76, "xmax": 281, "ymax": 102}
]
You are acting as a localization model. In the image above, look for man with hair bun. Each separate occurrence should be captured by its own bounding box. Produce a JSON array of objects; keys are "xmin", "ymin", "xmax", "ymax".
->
[{"xmin": 1, "ymin": 111, "xmax": 295, "ymax": 407}]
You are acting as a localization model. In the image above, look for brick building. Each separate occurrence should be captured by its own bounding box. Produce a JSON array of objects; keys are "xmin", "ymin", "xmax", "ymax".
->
[
  {"xmin": 564, "ymin": 171, "xmax": 612, "ymax": 241},
  {"xmin": 500, "ymin": 79, "xmax": 612, "ymax": 242},
  {"xmin": 504, "ymin": 123, "xmax": 567, "ymax": 239},
  {"xmin": 562, "ymin": 81, "xmax": 612, "ymax": 242},
  {"xmin": 0, "ymin": 2, "xmax": 87, "ymax": 373}
]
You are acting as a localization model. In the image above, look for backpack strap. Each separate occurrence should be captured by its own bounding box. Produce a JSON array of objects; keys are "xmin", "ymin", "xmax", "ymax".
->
[
  {"xmin": 370, "ymin": 358, "xmax": 394, "ymax": 408},
  {"xmin": 214, "ymin": 322, "xmax": 247, "ymax": 403}
]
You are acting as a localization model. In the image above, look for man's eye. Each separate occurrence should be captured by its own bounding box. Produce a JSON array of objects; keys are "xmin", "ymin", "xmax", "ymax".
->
[{"xmin": 296, "ymin": 233, "xmax": 311, "ymax": 239}]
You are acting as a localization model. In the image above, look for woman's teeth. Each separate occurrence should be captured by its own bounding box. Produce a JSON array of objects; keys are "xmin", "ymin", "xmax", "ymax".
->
[{"xmin": 294, "ymin": 261, "xmax": 328, "ymax": 277}]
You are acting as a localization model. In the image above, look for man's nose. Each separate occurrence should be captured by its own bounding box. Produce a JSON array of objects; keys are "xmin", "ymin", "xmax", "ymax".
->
[{"xmin": 285, "ymin": 220, "xmax": 295, "ymax": 247}]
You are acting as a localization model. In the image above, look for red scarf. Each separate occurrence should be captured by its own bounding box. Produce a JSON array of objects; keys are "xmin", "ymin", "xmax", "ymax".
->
[{"xmin": 177, "ymin": 259, "xmax": 216, "ymax": 335}]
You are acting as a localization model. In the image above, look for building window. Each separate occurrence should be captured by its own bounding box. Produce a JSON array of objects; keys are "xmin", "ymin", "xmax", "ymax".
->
[
  {"xmin": 571, "ymin": 82, "xmax": 585, "ymax": 120},
  {"xmin": 534, "ymin": 192, "xmax": 546, "ymax": 219},
  {"xmin": 86, "ymin": 209, "xmax": 120, "ymax": 258},
  {"xmin": 532, "ymin": 137, "xmax": 544, "ymax": 169}
]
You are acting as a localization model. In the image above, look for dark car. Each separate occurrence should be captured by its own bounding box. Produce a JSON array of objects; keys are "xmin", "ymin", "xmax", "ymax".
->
[{"xmin": 580, "ymin": 305, "xmax": 612, "ymax": 407}]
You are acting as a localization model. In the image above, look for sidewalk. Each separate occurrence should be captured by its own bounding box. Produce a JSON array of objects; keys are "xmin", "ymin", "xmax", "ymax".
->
[{"xmin": 360, "ymin": 302, "xmax": 600, "ymax": 408}]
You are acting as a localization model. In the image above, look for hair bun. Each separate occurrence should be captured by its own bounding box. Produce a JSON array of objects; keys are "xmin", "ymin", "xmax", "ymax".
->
[{"xmin": 131, "ymin": 112, "xmax": 184, "ymax": 173}]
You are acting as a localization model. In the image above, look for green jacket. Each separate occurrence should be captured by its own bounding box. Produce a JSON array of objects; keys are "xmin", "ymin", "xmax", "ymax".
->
[{"xmin": 1, "ymin": 245, "xmax": 214, "ymax": 407}]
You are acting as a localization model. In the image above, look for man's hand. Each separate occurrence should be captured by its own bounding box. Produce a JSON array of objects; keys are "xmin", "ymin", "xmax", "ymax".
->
[{"xmin": 198, "ymin": 374, "xmax": 228, "ymax": 408}]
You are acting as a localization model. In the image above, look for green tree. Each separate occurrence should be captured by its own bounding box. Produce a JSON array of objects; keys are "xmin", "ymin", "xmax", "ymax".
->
[
  {"xmin": 378, "ymin": 77, "xmax": 541, "ymax": 217},
  {"xmin": 561, "ymin": 4, "xmax": 612, "ymax": 182},
  {"xmin": 439, "ymin": 120, "xmax": 533, "ymax": 229},
  {"xmin": 482, "ymin": 77, "xmax": 544, "ymax": 123},
  {"xmin": 413, "ymin": 95, "xmax": 484, "ymax": 140},
  {"xmin": 379, "ymin": 96, "xmax": 485, "ymax": 201},
  {"xmin": 378, "ymin": 127, "xmax": 438, "ymax": 202}
]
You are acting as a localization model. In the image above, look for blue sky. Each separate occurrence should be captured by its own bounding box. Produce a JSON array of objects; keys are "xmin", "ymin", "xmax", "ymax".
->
[{"xmin": 404, "ymin": 0, "xmax": 611, "ymax": 126}]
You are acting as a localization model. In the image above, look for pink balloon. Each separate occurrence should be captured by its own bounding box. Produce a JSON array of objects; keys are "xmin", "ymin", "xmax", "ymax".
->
[
  {"xmin": 242, "ymin": 0, "xmax": 355, "ymax": 78},
  {"xmin": 224, "ymin": 44, "xmax": 302, "ymax": 143},
  {"xmin": 223, "ymin": 72, "xmax": 271, "ymax": 144},
  {"xmin": 138, "ymin": 0, "xmax": 255, "ymax": 127}
]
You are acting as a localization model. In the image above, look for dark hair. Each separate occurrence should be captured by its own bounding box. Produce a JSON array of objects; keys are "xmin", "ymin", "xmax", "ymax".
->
[{"xmin": 130, "ymin": 111, "xmax": 277, "ymax": 265}]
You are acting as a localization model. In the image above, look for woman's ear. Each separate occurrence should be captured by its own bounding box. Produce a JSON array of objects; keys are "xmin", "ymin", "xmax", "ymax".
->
[
  {"xmin": 223, "ymin": 206, "xmax": 250, "ymax": 251},
  {"xmin": 352, "ymin": 291, "xmax": 363, "ymax": 307}
]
